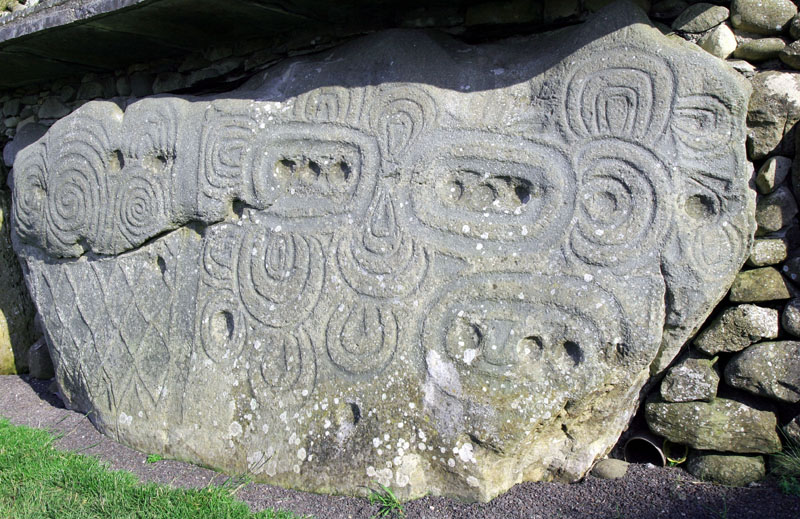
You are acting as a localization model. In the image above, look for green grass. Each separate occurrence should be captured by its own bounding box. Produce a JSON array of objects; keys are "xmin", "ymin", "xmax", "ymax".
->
[
  {"xmin": 366, "ymin": 483, "xmax": 404, "ymax": 518},
  {"xmin": 145, "ymin": 454, "xmax": 164, "ymax": 464},
  {"xmin": 772, "ymin": 427, "xmax": 800, "ymax": 497},
  {"xmin": 0, "ymin": 417, "xmax": 309, "ymax": 519},
  {"xmin": 773, "ymin": 434, "xmax": 800, "ymax": 477}
]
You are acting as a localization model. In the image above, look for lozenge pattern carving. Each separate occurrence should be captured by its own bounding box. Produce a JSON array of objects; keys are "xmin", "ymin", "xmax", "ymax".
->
[{"xmin": 10, "ymin": 21, "xmax": 754, "ymax": 501}]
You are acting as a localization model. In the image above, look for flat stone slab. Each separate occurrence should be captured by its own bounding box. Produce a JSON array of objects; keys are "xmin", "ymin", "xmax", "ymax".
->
[{"xmin": 9, "ymin": 4, "xmax": 753, "ymax": 501}]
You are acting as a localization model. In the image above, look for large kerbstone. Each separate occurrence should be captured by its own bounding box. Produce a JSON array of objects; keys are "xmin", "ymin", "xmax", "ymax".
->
[{"xmin": 7, "ymin": 5, "xmax": 754, "ymax": 501}]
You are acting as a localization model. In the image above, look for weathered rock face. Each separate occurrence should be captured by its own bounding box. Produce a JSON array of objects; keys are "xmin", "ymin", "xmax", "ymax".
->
[{"xmin": 8, "ymin": 4, "xmax": 753, "ymax": 502}]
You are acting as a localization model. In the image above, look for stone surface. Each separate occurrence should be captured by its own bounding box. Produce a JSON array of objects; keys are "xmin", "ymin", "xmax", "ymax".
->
[
  {"xmin": 747, "ymin": 71, "xmax": 800, "ymax": 160},
  {"xmin": 660, "ymin": 355, "xmax": 719, "ymax": 402},
  {"xmin": 591, "ymin": 458, "xmax": 629, "ymax": 479},
  {"xmin": 725, "ymin": 341, "xmax": 800, "ymax": 403},
  {"xmin": 2, "ymin": 122, "xmax": 46, "ymax": 168},
  {"xmin": 37, "ymin": 97, "xmax": 70, "ymax": 120},
  {"xmin": 0, "ymin": 192, "xmax": 35, "ymax": 374},
  {"xmin": 27, "ymin": 337, "xmax": 54, "ymax": 380},
  {"xmin": 686, "ymin": 452, "xmax": 765, "ymax": 486},
  {"xmin": 672, "ymin": 3, "xmax": 729, "ymax": 33},
  {"xmin": 730, "ymin": 0, "xmax": 798, "ymax": 35},
  {"xmin": 729, "ymin": 267, "xmax": 793, "ymax": 302},
  {"xmin": 785, "ymin": 414, "xmax": 800, "ymax": 444},
  {"xmin": 755, "ymin": 156, "xmax": 791, "ymax": 194},
  {"xmin": 783, "ymin": 256, "xmax": 800, "ymax": 282},
  {"xmin": 782, "ymin": 298, "xmax": 800, "ymax": 336},
  {"xmin": 732, "ymin": 37, "xmax": 786, "ymax": 61},
  {"xmin": 728, "ymin": 59, "xmax": 756, "ymax": 79},
  {"xmin": 791, "ymin": 13, "xmax": 800, "ymax": 40},
  {"xmin": 652, "ymin": 0, "xmax": 689, "ymax": 21},
  {"xmin": 645, "ymin": 397, "xmax": 782, "ymax": 453},
  {"xmin": 780, "ymin": 40, "xmax": 800, "ymax": 70},
  {"xmin": 698, "ymin": 23, "xmax": 737, "ymax": 59},
  {"xmin": 8, "ymin": 7, "xmax": 755, "ymax": 501},
  {"xmin": 755, "ymin": 186, "xmax": 798, "ymax": 235},
  {"xmin": 747, "ymin": 238, "xmax": 788, "ymax": 266},
  {"xmin": 694, "ymin": 304, "xmax": 778, "ymax": 355}
]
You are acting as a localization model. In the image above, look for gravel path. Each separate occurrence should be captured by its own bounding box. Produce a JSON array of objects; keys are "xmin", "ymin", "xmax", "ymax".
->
[{"xmin": 0, "ymin": 375, "xmax": 797, "ymax": 519}]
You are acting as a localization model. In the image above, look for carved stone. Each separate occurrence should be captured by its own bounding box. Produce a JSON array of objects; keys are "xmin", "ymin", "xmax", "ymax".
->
[{"xmin": 9, "ymin": 4, "xmax": 753, "ymax": 501}]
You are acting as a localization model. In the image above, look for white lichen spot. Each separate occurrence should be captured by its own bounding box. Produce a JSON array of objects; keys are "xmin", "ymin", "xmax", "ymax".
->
[
  {"xmin": 297, "ymin": 447, "xmax": 307, "ymax": 461},
  {"xmin": 463, "ymin": 348, "xmax": 479, "ymax": 365},
  {"xmin": 228, "ymin": 422, "xmax": 243, "ymax": 437},
  {"xmin": 119, "ymin": 412, "xmax": 132, "ymax": 426}
]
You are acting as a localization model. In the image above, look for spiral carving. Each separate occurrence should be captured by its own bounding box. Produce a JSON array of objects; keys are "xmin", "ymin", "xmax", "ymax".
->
[
  {"xmin": 11, "ymin": 143, "xmax": 48, "ymax": 244},
  {"xmin": 569, "ymin": 139, "xmax": 671, "ymax": 267},
  {"xmin": 115, "ymin": 169, "xmax": 167, "ymax": 246}
]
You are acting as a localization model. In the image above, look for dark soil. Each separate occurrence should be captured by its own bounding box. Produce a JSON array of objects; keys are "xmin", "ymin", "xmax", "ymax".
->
[{"xmin": 0, "ymin": 375, "xmax": 797, "ymax": 519}]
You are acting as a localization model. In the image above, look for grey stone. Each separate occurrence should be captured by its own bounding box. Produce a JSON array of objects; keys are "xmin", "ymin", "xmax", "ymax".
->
[
  {"xmin": 780, "ymin": 40, "xmax": 800, "ymax": 69},
  {"xmin": 591, "ymin": 458, "xmax": 629, "ymax": 479},
  {"xmin": 660, "ymin": 355, "xmax": 719, "ymax": 402},
  {"xmin": 782, "ymin": 298, "xmax": 800, "ymax": 336},
  {"xmin": 732, "ymin": 37, "xmax": 787, "ymax": 61},
  {"xmin": 37, "ymin": 97, "xmax": 70, "ymax": 120},
  {"xmin": 8, "ymin": 8, "xmax": 755, "ymax": 501},
  {"xmin": 790, "ymin": 13, "xmax": 800, "ymax": 40},
  {"xmin": 782, "ymin": 256, "xmax": 800, "ymax": 281},
  {"xmin": 747, "ymin": 71, "xmax": 800, "ymax": 160},
  {"xmin": 785, "ymin": 414, "xmax": 800, "ymax": 444},
  {"xmin": 747, "ymin": 238, "xmax": 788, "ymax": 266},
  {"xmin": 725, "ymin": 340, "xmax": 800, "ymax": 402},
  {"xmin": 129, "ymin": 73, "xmax": 154, "ymax": 97},
  {"xmin": 465, "ymin": 0, "xmax": 542, "ymax": 25},
  {"xmin": 152, "ymin": 72, "xmax": 185, "ymax": 94},
  {"xmin": 652, "ymin": 0, "xmax": 689, "ymax": 21},
  {"xmin": 76, "ymin": 81, "xmax": 104, "ymax": 100},
  {"xmin": 694, "ymin": 304, "xmax": 778, "ymax": 355},
  {"xmin": 645, "ymin": 397, "xmax": 782, "ymax": 453},
  {"xmin": 3, "ymin": 117, "xmax": 18, "ymax": 129},
  {"xmin": 2, "ymin": 122, "xmax": 46, "ymax": 167},
  {"xmin": 727, "ymin": 59, "xmax": 756, "ymax": 78},
  {"xmin": 731, "ymin": 0, "xmax": 797, "ymax": 35},
  {"xmin": 2, "ymin": 98, "xmax": 20, "ymax": 117},
  {"xmin": 755, "ymin": 156, "xmax": 791, "ymax": 194},
  {"xmin": 27, "ymin": 337, "xmax": 54, "ymax": 380},
  {"xmin": 672, "ymin": 3, "xmax": 729, "ymax": 33},
  {"xmin": 729, "ymin": 267, "xmax": 793, "ymax": 302},
  {"xmin": 686, "ymin": 452, "xmax": 766, "ymax": 486},
  {"xmin": 116, "ymin": 76, "xmax": 131, "ymax": 97},
  {"xmin": 698, "ymin": 23, "xmax": 738, "ymax": 59},
  {"xmin": 57, "ymin": 85, "xmax": 76, "ymax": 103},
  {"xmin": 755, "ymin": 186, "xmax": 798, "ymax": 235}
]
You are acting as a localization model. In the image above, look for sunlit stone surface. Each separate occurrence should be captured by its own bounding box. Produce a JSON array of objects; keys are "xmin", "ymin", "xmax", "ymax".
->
[{"xmin": 9, "ymin": 4, "xmax": 753, "ymax": 501}]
